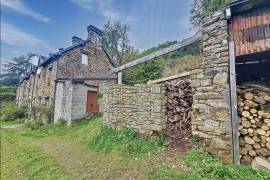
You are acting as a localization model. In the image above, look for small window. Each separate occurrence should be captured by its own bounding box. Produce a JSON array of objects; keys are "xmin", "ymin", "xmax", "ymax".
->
[
  {"xmin": 82, "ymin": 53, "xmax": 88, "ymax": 65},
  {"xmin": 37, "ymin": 68, "xmax": 41, "ymax": 75}
]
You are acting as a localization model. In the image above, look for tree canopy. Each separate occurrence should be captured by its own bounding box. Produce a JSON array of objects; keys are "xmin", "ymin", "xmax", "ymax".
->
[
  {"xmin": 102, "ymin": 21, "xmax": 135, "ymax": 67},
  {"xmin": 1, "ymin": 53, "xmax": 37, "ymax": 85}
]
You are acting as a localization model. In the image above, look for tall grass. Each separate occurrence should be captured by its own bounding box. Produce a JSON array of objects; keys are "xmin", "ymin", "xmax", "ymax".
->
[
  {"xmin": 162, "ymin": 55, "xmax": 202, "ymax": 77},
  {"xmin": 0, "ymin": 102, "xmax": 27, "ymax": 121},
  {"xmin": 89, "ymin": 127, "xmax": 166, "ymax": 156}
]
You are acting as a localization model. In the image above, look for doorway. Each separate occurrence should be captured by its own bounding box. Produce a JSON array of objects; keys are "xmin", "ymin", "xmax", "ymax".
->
[{"xmin": 86, "ymin": 91, "xmax": 99, "ymax": 114}]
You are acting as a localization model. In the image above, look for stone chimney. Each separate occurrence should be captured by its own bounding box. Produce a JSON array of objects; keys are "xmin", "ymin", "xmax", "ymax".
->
[
  {"xmin": 72, "ymin": 36, "xmax": 83, "ymax": 45},
  {"xmin": 87, "ymin": 25, "xmax": 103, "ymax": 45}
]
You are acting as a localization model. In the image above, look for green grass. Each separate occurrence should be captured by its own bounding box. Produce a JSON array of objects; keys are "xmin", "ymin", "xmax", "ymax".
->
[
  {"xmin": 150, "ymin": 150, "xmax": 270, "ymax": 180},
  {"xmin": 89, "ymin": 127, "xmax": 166, "ymax": 156},
  {"xmin": 0, "ymin": 118, "xmax": 25, "ymax": 125},
  {"xmin": 1, "ymin": 115, "xmax": 270, "ymax": 179},
  {"xmin": 1, "ymin": 129, "xmax": 70, "ymax": 180}
]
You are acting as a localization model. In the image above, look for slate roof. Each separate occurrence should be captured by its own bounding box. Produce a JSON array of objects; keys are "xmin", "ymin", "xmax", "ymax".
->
[
  {"xmin": 40, "ymin": 25, "xmax": 114, "ymax": 67},
  {"xmin": 19, "ymin": 25, "xmax": 115, "ymax": 84}
]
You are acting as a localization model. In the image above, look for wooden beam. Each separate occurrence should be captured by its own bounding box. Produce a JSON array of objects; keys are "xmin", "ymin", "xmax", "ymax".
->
[
  {"xmin": 110, "ymin": 31, "xmax": 202, "ymax": 73},
  {"xmin": 229, "ymin": 41, "xmax": 240, "ymax": 165},
  {"xmin": 147, "ymin": 72, "xmax": 191, "ymax": 84}
]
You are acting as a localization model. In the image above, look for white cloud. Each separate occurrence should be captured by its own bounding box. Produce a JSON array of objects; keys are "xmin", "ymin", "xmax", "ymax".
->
[
  {"xmin": 1, "ymin": 22, "xmax": 55, "ymax": 51},
  {"xmin": 71, "ymin": 0, "xmax": 135, "ymax": 22},
  {"xmin": 1, "ymin": 0, "xmax": 50, "ymax": 23}
]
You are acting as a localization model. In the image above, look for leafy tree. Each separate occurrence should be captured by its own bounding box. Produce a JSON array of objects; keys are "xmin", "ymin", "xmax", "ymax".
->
[
  {"xmin": 190, "ymin": 0, "xmax": 232, "ymax": 29},
  {"xmin": 1, "ymin": 53, "xmax": 37, "ymax": 85},
  {"xmin": 102, "ymin": 21, "xmax": 134, "ymax": 67}
]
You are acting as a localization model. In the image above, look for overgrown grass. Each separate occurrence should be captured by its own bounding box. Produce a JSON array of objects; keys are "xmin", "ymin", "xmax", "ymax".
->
[
  {"xmin": 2, "ymin": 115, "xmax": 270, "ymax": 179},
  {"xmin": 162, "ymin": 55, "xmax": 202, "ymax": 77},
  {"xmin": 89, "ymin": 127, "xmax": 166, "ymax": 156},
  {"xmin": 1, "ymin": 129, "xmax": 70, "ymax": 180},
  {"xmin": 150, "ymin": 150, "xmax": 270, "ymax": 180},
  {"xmin": 22, "ymin": 115, "xmax": 166, "ymax": 157},
  {"xmin": 0, "ymin": 102, "xmax": 27, "ymax": 121}
]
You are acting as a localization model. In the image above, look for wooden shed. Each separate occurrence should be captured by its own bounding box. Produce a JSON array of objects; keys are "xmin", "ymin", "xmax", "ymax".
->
[
  {"xmin": 228, "ymin": 0, "xmax": 270, "ymax": 83},
  {"xmin": 228, "ymin": 0, "xmax": 270, "ymax": 57}
]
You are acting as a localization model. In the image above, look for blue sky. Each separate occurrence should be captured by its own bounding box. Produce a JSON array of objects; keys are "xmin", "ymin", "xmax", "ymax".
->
[{"xmin": 1, "ymin": 0, "xmax": 194, "ymax": 64}]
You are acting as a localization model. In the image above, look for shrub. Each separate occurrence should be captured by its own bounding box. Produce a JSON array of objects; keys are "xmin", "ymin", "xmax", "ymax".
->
[
  {"xmin": 0, "ymin": 102, "xmax": 27, "ymax": 121},
  {"xmin": 89, "ymin": 127, "xmax": 166, "ymax": 156},
  {"xmin": 31, "ymin": 105, "xmax": 53, "ymax": 124}
]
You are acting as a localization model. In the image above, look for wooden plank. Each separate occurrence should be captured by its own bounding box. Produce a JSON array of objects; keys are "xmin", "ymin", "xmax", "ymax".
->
[
  {"xmin": 229, "ymin": 41, "xmax": 240, "ymax": 165},
  {"xmin": 111, "ymin": 32, "xmax": 202, "ymax": 73},
  {"xmin": 147, "ymin": 72, "xmax": 191, "ymax": 84}
]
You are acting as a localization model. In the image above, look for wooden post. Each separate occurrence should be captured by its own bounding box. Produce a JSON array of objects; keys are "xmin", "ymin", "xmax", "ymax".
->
[
  {"xmin": 229, "ymin": 41, "xmax": 240, "ymax": 165},
  {"xmin": 118, "ymin": 71, "xmax": 122, "ymax": 84}
]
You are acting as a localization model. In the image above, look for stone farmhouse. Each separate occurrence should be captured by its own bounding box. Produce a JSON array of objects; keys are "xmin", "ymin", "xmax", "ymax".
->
[{"xmin": 16, "ymin": 25, "xmax": 117, "ymax": 123}]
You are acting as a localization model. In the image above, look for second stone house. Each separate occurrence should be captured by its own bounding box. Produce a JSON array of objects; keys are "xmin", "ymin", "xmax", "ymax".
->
[{"xmin": 16, "ymin": 25, "xmax": 117, "ymax": 123}]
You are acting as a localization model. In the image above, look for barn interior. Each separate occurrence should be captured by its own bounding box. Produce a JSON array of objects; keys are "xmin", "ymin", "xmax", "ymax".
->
[
  {"xmin": 236, "ymin": 51, "xmax": 270, "ymax": 85},
  {"xmin": 228, "ymin": 0, "xmax": 270, "ymax": 165}
]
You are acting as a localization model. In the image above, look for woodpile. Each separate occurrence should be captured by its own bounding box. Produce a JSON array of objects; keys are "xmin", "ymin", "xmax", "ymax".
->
[
  {"xmin": 165, "ymin": 79, "xmax": 193, "ymax": 152},
  {"xmin": 237, "ymin": 83, "xmax": 270, "ymax": 164}
]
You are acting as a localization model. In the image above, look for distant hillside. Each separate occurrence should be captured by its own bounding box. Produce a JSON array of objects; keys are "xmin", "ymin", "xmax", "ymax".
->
[
  {"xmin": 0, "ymin": 86, "xmax": 16, "ymax": 106},
  {"xmin": 123, "ymin": 40, "xmax": 202, "ymax": 84}
]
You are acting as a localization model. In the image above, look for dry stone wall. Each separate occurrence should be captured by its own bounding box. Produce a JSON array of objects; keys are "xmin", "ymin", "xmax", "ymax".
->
[
  {"xmin": 103, "ymin": 84, "xmax": 166, "ymax": 136},
  {"xmin": 190, "ymin": 10, "xmax": 233, "ymax": 164}
]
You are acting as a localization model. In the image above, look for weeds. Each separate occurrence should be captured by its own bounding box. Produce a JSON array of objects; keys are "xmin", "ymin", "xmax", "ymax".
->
[
  {"xmin": 2, "ymin": 115, "xmax": 270, "ymax": 179},
  {"xmin": 181, "ymin": 150, "xmax": 270, "ymax": 179},
  {"xmin": 89, "ymin": 127, "xmax": 166, "ymax": 156},
  {"xmin": 0, "ymin": 102, "xmax": 27, "ymax": 121}
]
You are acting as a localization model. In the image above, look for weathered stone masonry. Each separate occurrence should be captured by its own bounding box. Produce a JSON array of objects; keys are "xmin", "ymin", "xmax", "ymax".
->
[
  {"xmin": 16, "ymin": 25, "xmax": 117, "ymax": 123},
  {"xmin": 103, "ymin": 10, "xmax": 233, "ymax": 164},
  {"xmin": 104, "ymin": 84, "xmax": 166, "ymax": 135},
  {"xmin": 190, "ymin": 11, "xmax": 233, "ymax": 164}
]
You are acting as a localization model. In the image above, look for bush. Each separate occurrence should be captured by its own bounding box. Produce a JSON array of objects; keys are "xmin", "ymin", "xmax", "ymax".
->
[
  {"xmin": 89, "ymin": 127, "xmax": 166, "ymax": 156},
  {"xmin": 31, "ymin": 105, "xmax": 53, "ymax": 124},
  {"xmin": 0, "ymin": 102, "xmax": 27, "ymax": 121}
]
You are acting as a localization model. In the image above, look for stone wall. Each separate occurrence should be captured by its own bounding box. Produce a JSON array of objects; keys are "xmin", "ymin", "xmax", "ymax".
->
[
  {"xmin": 57, "ymin": 42, "xmax": 117, "ymax": 80},
  {"xmin": 54, "ymin": 80, "xmax": 73, "ymax": 123},
  {"xmin": 54, "ymin": 80, "xmax": 98, "ymax": 123},
  {"xmin": 103, "ymin": 84, "xmax": 166, "ymax": 136},
  {"xmin": 190, "ymin": 10, "xmax": 233, "ymax": 164},
  {"xmin": 34, "ymin": 62, "xmax": 57, "ymax": 107}
]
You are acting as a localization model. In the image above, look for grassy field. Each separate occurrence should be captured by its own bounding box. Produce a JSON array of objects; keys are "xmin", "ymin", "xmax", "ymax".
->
[
  {"xmin": 1, "ymin": 115, "xmax": 269, "ymax": 179},
  {"xmin": 0, "ymin": 86, "xmax": 16, "ymax": 107}
]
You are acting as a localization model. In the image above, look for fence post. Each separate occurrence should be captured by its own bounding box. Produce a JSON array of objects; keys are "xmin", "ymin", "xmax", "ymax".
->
[
  {"xmin": 229, "ymin": 41, "xmax": 240, "ymax": 165},
  {"xmin": 118, "ymin": 71, "xmax": 122, "ymax": 84}
]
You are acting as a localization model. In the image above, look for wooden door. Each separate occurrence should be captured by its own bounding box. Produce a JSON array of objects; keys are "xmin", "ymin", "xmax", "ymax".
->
[{"xmin": 86, "ymin": 91, "xmax": 99, "ymax": 113}]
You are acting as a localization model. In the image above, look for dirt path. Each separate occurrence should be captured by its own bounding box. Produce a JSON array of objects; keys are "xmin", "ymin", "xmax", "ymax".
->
[
  {"xmin": 32, "ymin": 138, "xmax": 148, "ymax": 180},
  {"xmin": 1, "ymin": 124, "xmax": 24, "ymax": 129}
]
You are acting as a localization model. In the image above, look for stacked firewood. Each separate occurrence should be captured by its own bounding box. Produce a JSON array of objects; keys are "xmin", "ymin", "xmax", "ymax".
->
[
  {"xmin": 165, "ymin": 79, "xmax": 193, "ymax": 151},
  {"xmin": 237, "ymin": 83, "xmax": 270, "ymax": 164}
]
